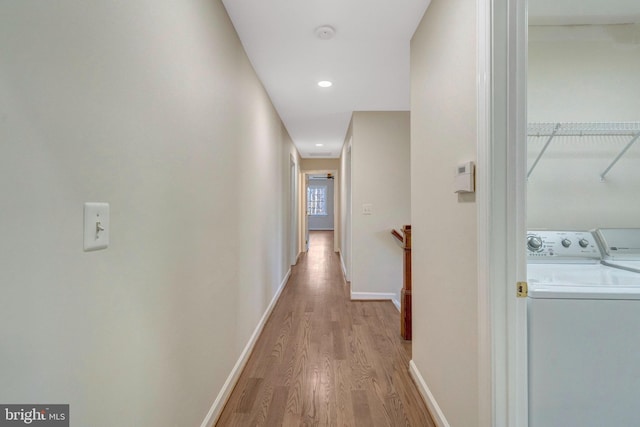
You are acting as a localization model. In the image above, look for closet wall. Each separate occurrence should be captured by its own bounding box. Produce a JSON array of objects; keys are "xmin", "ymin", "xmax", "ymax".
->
[{"xmin": 528, "ymin": 24, "xmax": 640, "ymax": 229}]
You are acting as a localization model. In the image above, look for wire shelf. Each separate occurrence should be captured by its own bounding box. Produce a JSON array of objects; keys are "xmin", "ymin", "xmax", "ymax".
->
[
  {"xmin": 528, "ymin": 122, "xmax": 640, "ymax": 137},
  {"xmin": 527, "ymin": 122, "xmax": 640, "ymax": 180}
]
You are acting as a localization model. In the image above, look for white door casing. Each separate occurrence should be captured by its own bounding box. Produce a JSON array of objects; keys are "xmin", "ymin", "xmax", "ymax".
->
[
  {"xmin": 290, "ymin": 155, "xmax": 298, "ymax": 265},
  {"xmin": 477, "ymin": 0, "xmax": 528, "ymax": 426},
  {"xmin": 304, "ymin": 173, "xmax": 309, "ymax": 252}
]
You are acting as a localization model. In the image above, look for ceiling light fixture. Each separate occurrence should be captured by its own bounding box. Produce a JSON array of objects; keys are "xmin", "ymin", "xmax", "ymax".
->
[
  {"xmin": 318, "ymin": 81, "xmax": 332, "ymax": 88},
  {"xmin": 315, "ymin": 143, "xmax": 324, "ymax": 147}
]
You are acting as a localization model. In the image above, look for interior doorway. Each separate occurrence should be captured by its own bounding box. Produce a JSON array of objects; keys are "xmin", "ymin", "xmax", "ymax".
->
[{"xmin": 302, "ymin": 169, "xmax": 338, "ymax": 253}]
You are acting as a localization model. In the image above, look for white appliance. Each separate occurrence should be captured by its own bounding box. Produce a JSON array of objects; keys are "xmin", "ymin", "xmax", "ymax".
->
[
  {"xmin": 595, "ymin": 228, "xmax": 640, "ymax": 273},
  {"xmin": 527, "ymin": 230, "xmax": 640, "ymax": 427}
]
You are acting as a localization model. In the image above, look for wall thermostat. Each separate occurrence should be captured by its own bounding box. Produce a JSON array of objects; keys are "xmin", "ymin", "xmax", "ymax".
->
[{"xmin": 454, "ymin": 161, "xmax": 475, "ymax": 193}]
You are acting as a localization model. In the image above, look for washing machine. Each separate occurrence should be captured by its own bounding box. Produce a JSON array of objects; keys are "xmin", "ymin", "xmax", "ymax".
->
[
  {"xmin": 595, "ymin": 228, "xmax": 640, "ymax": 273},
  {"xmin": 527, "ymin": 230, "xmax": 640, "ymax": 427}
]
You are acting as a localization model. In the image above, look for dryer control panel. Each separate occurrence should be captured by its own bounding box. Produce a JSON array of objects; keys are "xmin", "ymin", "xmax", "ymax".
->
[{"xmin": 527, "ymin": 230, "xmax": 602, "ymax": 263}]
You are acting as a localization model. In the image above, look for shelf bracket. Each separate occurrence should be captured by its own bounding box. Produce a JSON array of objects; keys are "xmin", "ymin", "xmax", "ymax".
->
[
  {"xmin": 527, "ymin": 123, "xmax": 561, "ymax": 179},
  {"xmin": 600, "ymin": 130, "xmax": 640, "ymax": 181}
]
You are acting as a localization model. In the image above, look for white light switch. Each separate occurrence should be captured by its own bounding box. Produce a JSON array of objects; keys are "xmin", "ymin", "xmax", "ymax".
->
[
  {"xmin": 362, "ymin": 203, "xmax": 373, "ymax": 215},
  {"xmin": 84, "ymin": 202, "xmax": 109, "ymax": 251}
]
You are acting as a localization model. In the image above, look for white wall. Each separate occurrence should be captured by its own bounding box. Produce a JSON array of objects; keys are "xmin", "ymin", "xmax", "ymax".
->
[
  {"xmin": 0, "ymin": 1, "xmax": 299, "ymax": 426},
  {"xmin": 308, "ymin": 178, "xmax": 335, "ymax": 230},
  {"xmin": 410, "ymin": 0, "xmax": 479, "ymax": 425},
  {"xmin": 348, "ymin": 111, "xmax": 410, "ymax": 304},
  {"xmin": 528, "ymin": 24, "xmax": 640, "ymax": 229}
]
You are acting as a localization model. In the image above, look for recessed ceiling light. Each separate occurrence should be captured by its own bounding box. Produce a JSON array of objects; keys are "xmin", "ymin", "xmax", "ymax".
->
[
  {"xmin": 315, "ymin": 25, "xmax": 336, "ymax": 40},
  {"xmin": 318, "ymin": 81, "xmax": 332, "ymax": 88},
  {"xmin": 315, "ymin": 143, "xmax": 324, "ymax": 147}
]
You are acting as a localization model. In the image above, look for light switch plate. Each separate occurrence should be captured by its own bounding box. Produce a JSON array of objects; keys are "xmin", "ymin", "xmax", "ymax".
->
[
  {"xmin": 362, "ymin": 203, "xmax": 373, "ymax": 215},
  {"xmin": 84, "ymin": 202, "xmax": 109, "ymax": 251}
]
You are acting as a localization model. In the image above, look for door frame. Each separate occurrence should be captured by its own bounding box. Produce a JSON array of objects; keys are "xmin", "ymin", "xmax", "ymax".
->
[
  {"xmin": 476, "ymin": 0, "xmax": 528, "ymax": 425},
  {"xmin": 289, "ymin": 155, "xmax": 299, "ymax": 266},
  {"xmin": 344, "ymin": 141, "xmax": 352, "ymax": 282}
]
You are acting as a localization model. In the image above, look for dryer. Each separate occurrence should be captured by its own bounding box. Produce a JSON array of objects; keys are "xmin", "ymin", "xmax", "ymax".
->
[
  {"xmin": 595, "ymin": 228, "xmax": 640, "ymax": 273},
  {"xmin": 527, "ymin": 230, "xmax": 640, "ymax": 427}
]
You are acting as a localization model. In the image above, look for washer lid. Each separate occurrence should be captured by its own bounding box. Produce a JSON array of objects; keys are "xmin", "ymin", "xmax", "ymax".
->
[
  {"xmin": 602, "ymin": 260, "xmax": 640, "ymax": 274},
  {"xmin": 529, "ymin": 285, "xmax": 640, "ymax": 300},
  {"xmin": 528, "ymin": 263, "xmax": 640, "ymax": 299}
]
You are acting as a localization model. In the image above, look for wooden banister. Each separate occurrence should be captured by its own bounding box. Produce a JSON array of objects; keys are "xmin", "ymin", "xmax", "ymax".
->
[{"xmin": 391, "ymin": 225, "xmax": 411, "ymax": 340}]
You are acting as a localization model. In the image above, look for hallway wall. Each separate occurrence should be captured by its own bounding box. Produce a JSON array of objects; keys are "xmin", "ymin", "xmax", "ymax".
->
[
  {"xmin": 410, "ymin": 0, "xmax": 480, "ymax": 425},
  {"xmin": 0, "ymin": 1, "xmax": 299, "ymax": 426}
]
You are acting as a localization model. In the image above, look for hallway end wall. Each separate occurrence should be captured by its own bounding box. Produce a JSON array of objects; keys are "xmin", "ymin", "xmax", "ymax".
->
[{"xmin": 307, "ymin": 178, "xmax": 335, "ymax": 230}]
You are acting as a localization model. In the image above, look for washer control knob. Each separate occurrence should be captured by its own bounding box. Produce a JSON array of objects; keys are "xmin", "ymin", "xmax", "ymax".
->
[
  {"xmin": 527, "ymin": 235, "xmax": 543, "ymax": 252},
  {"xmin": 561, "ymin": 238, "xmax": 572, "ymax": 248},
  {"xmin": 579, "ymin": 238, "xmax": 589, "ymax": 248}
]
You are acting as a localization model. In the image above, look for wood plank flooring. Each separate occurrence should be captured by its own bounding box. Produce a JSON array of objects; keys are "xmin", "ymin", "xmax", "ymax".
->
[{"xmin": 215, "ymin": 231, "xmax": 435, "ymax": 427}]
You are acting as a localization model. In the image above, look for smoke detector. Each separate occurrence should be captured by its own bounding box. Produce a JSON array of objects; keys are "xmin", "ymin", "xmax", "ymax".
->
[{"xmin": 315, "ymin": 25, "xmax": 336, "ymax": 40}]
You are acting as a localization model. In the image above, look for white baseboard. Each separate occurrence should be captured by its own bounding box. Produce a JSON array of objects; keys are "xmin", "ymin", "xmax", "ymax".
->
[
  {"xmin": 199, "ymin": 268, "xmax": 291, "ymax": 427},
  {"xmin": 350, "ymin": 291, "xmax": 395, "ymax": 301},
  {"xmin": 392, "ymin": 299, "xmax": 400, "ymax": 311},
  {"xmin": 409, "ymin": 360, "xmax": 451, "ymax": 427}
]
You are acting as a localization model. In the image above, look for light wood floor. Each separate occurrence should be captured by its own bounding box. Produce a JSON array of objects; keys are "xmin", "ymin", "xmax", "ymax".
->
[{"xmin": 216, "ymin": 231, "xmax": 435, "ymax": 427}]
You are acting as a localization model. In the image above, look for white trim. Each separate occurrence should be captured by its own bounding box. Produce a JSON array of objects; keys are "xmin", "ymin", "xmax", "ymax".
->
[
  {"xmin": 350, "ymin": 291, "xmax": 395, "ymax": 301},
  {"xmin": 409, "ymin": 360, "xmax": 451, "ymax": 427},
  {"xmin": 344, "ymin": 140, "xmax": 352, "ymax": 282},
  {"xmin": 334, "ymin": 171, "xmax": 340, "ymax": 253},
  {"xmin": 510, "ymin": 0, "xmax": 529, "ymax": 424},
  {"xmin": 308, "ymin": 227, "xmax": 335, "ymax": 231},
  {"xmin": 338, "ymin": 250, "xmax": 348, "ymax": 281},
  {"xmin": 290, "ymin": 155, "xmax": 299, "ymax": 267},
  {"xmin": 199, "ymin": 268, "xmax": 291, "ymax": 427},
  {"xmin": 476, "ymin": 0, "xmax": 528, "ymax": 425},
  {"xmin": 476, "ymin": 0, "xmax": 499, "ymax": 424},
  {"xmin": 349, "ymin": 285, "xmax": 399, "ymax": 309}
]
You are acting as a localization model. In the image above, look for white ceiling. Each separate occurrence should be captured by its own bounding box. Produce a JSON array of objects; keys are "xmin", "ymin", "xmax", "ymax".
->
[
  {"xmin": 221, "ymin": 0, "xmax": 430, "ymax": 158},
  {"xmin": 222, "ymin": 0, "xmax": 639, "ymax": 159}
]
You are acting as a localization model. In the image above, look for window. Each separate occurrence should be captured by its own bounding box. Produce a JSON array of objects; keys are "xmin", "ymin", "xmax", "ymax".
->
[{"xmin": 307, "ymin": 185, "xmax": 327, "ymax": 216}]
